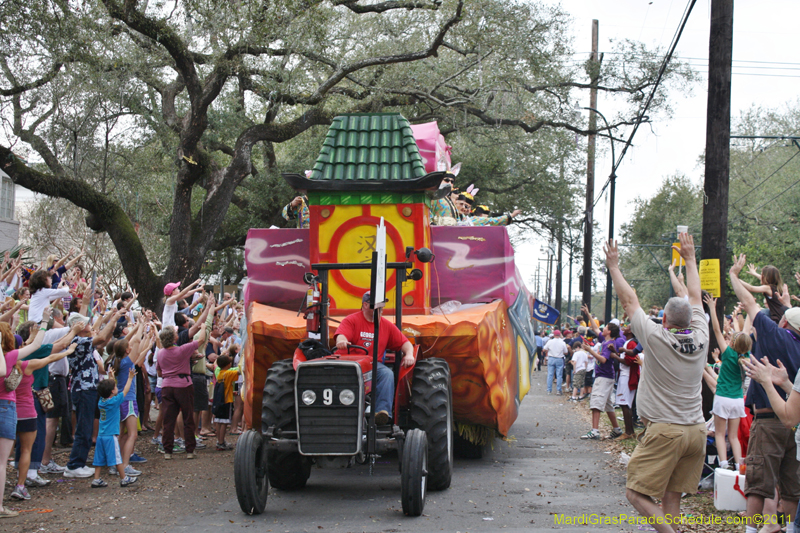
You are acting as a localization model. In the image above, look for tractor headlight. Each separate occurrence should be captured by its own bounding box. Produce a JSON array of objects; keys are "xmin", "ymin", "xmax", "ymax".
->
[
  {"xmin": 339, "ymin": 389, "xmax": 355, "ymax": 406},
  {"xmin": 301, "ymin": 390, "xmax": 317, "ymax": 405}
]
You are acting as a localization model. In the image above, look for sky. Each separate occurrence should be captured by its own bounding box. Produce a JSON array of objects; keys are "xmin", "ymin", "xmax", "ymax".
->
[
  {"xmin": 515, "ymin": 0, "xmax": 800, "ymax": 304},
  {"xmin": 12, "ymin": 0, "xmax": 800, "ymax": 306}
]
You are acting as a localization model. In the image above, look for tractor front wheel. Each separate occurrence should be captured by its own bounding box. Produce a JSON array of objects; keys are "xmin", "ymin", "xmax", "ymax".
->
[
  {"xmin": 234, "ymin": 430, "xmax": 269, "ymax": 515},
  {"xmin": 401, "ymin": 428, "xmax": 427, "ymax": 516}
]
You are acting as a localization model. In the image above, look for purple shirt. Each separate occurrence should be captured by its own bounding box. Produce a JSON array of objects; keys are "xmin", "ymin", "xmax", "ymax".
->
[
  {"xmin": 157, "ymin": 341, "xmax": 199, "ymax": 389},
  {"xmin": 595, "ymin": 333, "xmax": 624, "ymax": 380}
]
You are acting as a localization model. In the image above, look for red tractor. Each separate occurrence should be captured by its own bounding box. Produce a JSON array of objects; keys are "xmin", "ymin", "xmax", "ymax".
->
[{"xmin": 234, "ymin": 248, "xmax": 454, "ymax": 517}]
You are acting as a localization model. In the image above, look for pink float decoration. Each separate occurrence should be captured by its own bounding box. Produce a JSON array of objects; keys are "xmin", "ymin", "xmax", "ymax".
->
[{"xmin": 410, "ymin": 121, "xmax": 451, "ymax": 173}]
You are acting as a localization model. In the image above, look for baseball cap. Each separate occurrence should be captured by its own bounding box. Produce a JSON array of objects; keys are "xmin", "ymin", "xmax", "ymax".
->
[
  {"xmin": 164, "ymin": 282, "xmax": 181, "ymax": 296},
  {"xmin": 609, "ymin": 318, "xmax": 621, "ymax": 326},
  {"xmin": 362, "ymin": 291, "xmax": 371, "ymax": 303},
  {"xmin": 553, "ymin": 330, "xmax": 562, "ymax": 337},
  {"xmin": 785, "ymin": 308, "xmax": 800, "ymax": 330}
]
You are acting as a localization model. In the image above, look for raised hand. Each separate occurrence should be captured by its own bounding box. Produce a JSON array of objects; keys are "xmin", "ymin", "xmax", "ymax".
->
[
  {"xmin": 672, "ymin": 232, "xmax": 696, "ymax": 263},
  {"xmin": 604, "ymin": 239, "xmax": 620, "ymax": 270},
  {"xmin": 703, "ymin": 293, "xmax": 716, "ymax": 310},
  {"xmin": 729, "ymin": 253, "xmax": 746, "ymax": 277},
  {"xmin": 744, "ymin": 356, "xmax": 790, "ymax": 388},
  {"xmin": 746, "ymin": 263, "xmax": 760, "ymax": 278}
]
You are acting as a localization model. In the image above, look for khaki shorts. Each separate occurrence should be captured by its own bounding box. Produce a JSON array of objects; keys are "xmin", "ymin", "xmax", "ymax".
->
[
  {"xmin": 573, "ymin": 370, "xmax": 586, "ymax": 390},
  {"xmin": 589, "ymin": 376, "xmax": 615, "ymax": 412},
  {"xmin": 745, "ymin": 417, "xmax": 800, "ymax": 499},
  {"xmin": 626, "ymin": 422, "xmax": 706, "ymax": 498}
]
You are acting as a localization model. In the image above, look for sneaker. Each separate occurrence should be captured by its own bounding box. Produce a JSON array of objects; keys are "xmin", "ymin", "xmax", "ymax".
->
[
  {"xmin": 608, "ymin": 428, "xmax": 624, "ymax": 439},
  {"xmin": 618, "ymin": 433, "xmax": 636, "ymax": 440},
  {"xmin": 129, "ymin": 453, "xmax": 147, "ymax": 463},
  {"xmin": 0, "ymin": 508, "xmax": 19, "ymax": 518},
  {"xmin": 150, "ymin": 436, "xmax": 162, "ymax": 445},
  {"xmin": 64, "ymin": 466, "xmax": 95, "ymax": 478},
  {"xmin": 25, "ymin": 475, "xmax": 50, "ymax": 487},
  {"xmin": 40, "ymin": 461, "xmax": 66, "ymax": 474},
  {"xmin": 578, "ymin": 394, "xmax": 589, "ymax": 401},
  {"xmin": 580, "ymin": 430, "xmax": 601, "ymax": 440},
  {"xmin": 158, "ymin": 443, "xmax": 185, "ymax": 454},
  {"xmin": 194, "ymin": 441, "xmax": 206, "ymax": 450},
  {"xmin": 109, "ymin": 465, "xmax": 141, "ymax": 477},
  {"xmin": 120, "ymin": 475, "xmax": 138, "ymax": 487},
  {"xmin": 164, "ymin": 454, "xmax": 172, "ymax": 460},
  {"xmin": 10, "ymin": 485, "xmax": 30, "ymax": 500},
  {"xmin": 175, "ymin": 437, "xmax": 185, "ymax": 446},
  {"xmin": 185, "ymin": 453, "xmax": 195, "ymax": 460},
  {"xmin": 91, "ymin": 479, "xmax": 108, "ymax": 488}
]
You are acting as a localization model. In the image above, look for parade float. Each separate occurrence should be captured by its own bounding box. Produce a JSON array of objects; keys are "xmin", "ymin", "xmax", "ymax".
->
[{"xmin": 234, "ymin": 113, "xmax": 538, "ymax": 514}]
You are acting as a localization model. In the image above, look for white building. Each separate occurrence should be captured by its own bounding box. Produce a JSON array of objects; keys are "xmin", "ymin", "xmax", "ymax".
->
[{"xmin": 0, "ymin": 169, "xmax": 19, "ymax": 250}]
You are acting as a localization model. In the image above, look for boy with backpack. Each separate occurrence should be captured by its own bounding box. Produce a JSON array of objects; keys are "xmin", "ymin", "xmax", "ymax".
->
[{"xmin": 212, "ymin": 353, "xmax": 240, "ymax": 451}]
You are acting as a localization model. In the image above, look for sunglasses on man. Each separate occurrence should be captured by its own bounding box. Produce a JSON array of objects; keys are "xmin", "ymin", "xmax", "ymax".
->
[{"xmin": 443, "ymin": 177, "xmax": 455, "ymax": 183}]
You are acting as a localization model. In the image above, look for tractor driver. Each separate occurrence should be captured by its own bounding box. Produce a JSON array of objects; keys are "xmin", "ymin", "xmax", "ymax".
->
[{"xmin": 334, "ymin": 291, "xmax": 415, "ymax": 426}]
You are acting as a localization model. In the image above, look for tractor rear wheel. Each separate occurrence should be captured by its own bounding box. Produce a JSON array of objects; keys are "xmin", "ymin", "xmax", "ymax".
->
[
  {"xmin": 234, "ymin": 430, "xmax": 268, "ymax": 515},
  {"xmin": 261, "ymin": 359, "xmax": 312, "ymax": 490},
  {"xmin": 409, "ymin": 358, "xmax": 453, "ymax": 490},
  {"xmin": 401, "ymin": 428, "xmax": 427, "ymax": 516}
]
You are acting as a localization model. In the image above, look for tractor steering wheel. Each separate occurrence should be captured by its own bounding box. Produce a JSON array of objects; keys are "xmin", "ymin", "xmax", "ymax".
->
[{"xmin": 346, "ymin": 344, "xmax": 369, "ymax": 355}]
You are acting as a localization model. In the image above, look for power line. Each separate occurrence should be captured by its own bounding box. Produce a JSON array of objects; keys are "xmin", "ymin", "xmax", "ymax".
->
[
  {"xmin": 612, "ymin": 0, "xmax": 698, "ymax": 173},
  {"xmin": 729, "ymin": 149, "xmax": 800, "ymax": 207},
  {"xmin": 741, "ymin": 173, "xmax": 800, "ymax": 218},
  {"xmin": 589, "ymin": 0, "xmax": 698, "ymax": 210}
]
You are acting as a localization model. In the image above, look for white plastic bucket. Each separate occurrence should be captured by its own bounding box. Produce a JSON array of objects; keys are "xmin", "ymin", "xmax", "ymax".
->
[{"xmin": 714, "ymin": 468, "xmax": 747, "ymax": 511}]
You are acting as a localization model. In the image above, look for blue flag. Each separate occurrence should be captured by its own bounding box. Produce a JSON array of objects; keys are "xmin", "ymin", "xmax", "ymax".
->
[{"xmin": 532, "ymin": 299, "xmax": 560, "ymax": 326}]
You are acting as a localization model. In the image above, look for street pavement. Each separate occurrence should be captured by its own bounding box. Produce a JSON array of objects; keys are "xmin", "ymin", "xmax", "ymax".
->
[{"xmin": 175, "ymin": 375, "xmax": 638, "ymax": 533}]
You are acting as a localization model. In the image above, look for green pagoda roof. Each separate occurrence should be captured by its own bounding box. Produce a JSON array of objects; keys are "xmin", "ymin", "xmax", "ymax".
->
[{"xmin": 283, "ymin": 113, "xmax": 444, "ymax": 192}]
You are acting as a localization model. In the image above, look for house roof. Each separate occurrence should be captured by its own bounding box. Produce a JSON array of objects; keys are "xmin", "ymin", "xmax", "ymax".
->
[{"xmin": 283, "ymin": 113, "xmax": 444, "ymax": 192}]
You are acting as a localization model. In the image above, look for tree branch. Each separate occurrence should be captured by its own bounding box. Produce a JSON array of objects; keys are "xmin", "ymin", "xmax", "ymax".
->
[
  {"xmin": 0, "ymin": 62, "xmax": 64, "ymax": 97},
  {"xmin": 332, "ymin": 0, "xmax": 442, "ymax": 13},
  {"xmin": 309, "ymin": 0, "xmax": 463, "ymax": 102}
]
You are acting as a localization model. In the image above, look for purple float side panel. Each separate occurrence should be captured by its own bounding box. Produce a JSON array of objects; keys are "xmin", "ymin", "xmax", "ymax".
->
[
  {"xmin": 430, "ymin": 226, "xmax": 530, "ymax": 308},
  {"xmin": 244, "ymin": 228, "xmax": 310, "ymax": 311}
]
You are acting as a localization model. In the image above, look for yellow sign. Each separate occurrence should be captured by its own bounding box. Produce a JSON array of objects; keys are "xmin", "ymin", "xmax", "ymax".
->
[
  {"xmin": 699, "ymin": 259, "xmax": 721, "ymax": 297},
  {"xmin": 671, "ymin": 243, "xmax": 685, "ymax": 267}
]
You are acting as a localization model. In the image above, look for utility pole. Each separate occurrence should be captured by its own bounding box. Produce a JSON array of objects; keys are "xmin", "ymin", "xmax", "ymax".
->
[
  {"xmin": 702, "ymin": 0, "xmax": 732, "ymax": 316},
  {"xmin": 555, "ymin": 157, "xmax": 565, "ymax": 315},
  {"xmin": 556, "ymin": 227, "xmax": 563, "ymax": 315},
  {"xmin": 700, "ymin": 0, "xmax": 732, "ymax": 421},
  {"xmin": 582, "ymin": 19, "xmax": 599, "ymax": 308},
  {"xmin": 567, "ymin": 241, "xmax": 574, "ymax": 319},
  {"xmin": 547, "ymin": 249, "xmax": 555, "ymax": 306}
]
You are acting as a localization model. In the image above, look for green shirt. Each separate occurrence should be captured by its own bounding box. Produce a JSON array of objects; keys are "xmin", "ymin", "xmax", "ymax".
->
[
  {"xmin": 24, "ymin": 344, "xmax": 54, "ymax": 390},
  {"xmin": 715, "ymin": 346, "xmax": 745, "ymax": 399}
]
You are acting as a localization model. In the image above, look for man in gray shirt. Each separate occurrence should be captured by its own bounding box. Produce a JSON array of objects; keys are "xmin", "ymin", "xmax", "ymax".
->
[{"xmin": 605, "ymin": 233, "xmax": 708, "ymax": 533}]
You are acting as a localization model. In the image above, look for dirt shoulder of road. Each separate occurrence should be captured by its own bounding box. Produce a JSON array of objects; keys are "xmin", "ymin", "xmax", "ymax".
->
[{"xmin": 5, "ymin": 432, "xmax": 238, "ymax": 533}]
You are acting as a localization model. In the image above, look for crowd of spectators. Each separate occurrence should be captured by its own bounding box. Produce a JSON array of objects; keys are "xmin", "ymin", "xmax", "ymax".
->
[
  {"xmin": 0, "ymin": 248, "xmax": 245, "ymax": 519},
  {"xmin": 536, "ymin": 234, "xmax": 800, "ymax": 533}
]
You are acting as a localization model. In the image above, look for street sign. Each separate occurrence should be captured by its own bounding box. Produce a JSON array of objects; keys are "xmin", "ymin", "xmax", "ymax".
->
[{"xmin": 699, "ymin": 259, "xmax": 721, "ymax": 297}]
